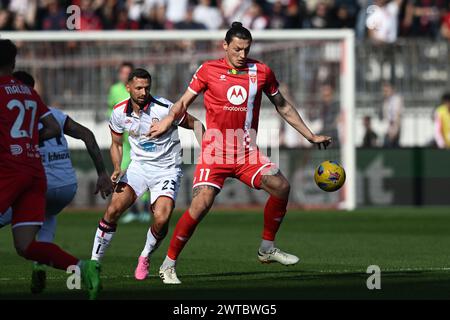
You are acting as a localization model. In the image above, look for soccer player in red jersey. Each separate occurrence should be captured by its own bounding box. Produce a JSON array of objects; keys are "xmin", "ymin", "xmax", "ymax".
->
[
  {"xmin": 0, "ymin": 40, "xmax": 101, "ymax": 299},
  {"xmin": 150, "ymin": 23, "xmax": 332, "ymax": 284}
]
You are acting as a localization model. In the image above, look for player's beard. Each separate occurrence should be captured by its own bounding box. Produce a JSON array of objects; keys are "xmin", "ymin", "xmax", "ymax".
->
[{"xmin": 133, "ymin": 96, "xmax": 148, "ymax": 109}]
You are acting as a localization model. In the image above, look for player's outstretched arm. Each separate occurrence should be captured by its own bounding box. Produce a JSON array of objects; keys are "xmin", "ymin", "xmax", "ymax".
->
[
  {"xmin": 39, "ymin": 113, "xmax": 61, "ymax": 143},
  {"xmin": 179, "ymin": 113, "xmax": 205, "ymax": 147},
  {"xmin": 63, "ymin": 117, "xmax": 113, "ymax": 198},
  {"xmin": 149, "ymin": 89, "xmax": 197, "ymax": 139},
  {"xmin": 109, "ymin": 129, "xmax": 124, "ymax": 184},
  {"xmin": 269, "ymin": 92, "xmax": 332, "ymax": 149}
]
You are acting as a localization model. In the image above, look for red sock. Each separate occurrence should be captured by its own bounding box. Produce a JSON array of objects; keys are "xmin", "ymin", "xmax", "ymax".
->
[
  {"xmin": 167, "ymin": 210, "xmax": 199, "ymax": 260},
  {"xmin": 24, "ymin": 241, "xmax": 79, "ymax": 270},
  {"xmin": 263, "ymin": 195, "xmax": 288, "ymax": 241}
]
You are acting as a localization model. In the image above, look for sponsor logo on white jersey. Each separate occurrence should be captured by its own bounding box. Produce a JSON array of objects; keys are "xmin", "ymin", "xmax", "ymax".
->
[{"xmin": 227, "ymin": 85, "xmax": 247, "ymax": 105}]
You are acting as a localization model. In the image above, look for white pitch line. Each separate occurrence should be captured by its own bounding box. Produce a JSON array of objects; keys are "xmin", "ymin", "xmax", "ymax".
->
[{"xmin": 1, "ymin": 267, "xmax": 450, "ymax": 282}]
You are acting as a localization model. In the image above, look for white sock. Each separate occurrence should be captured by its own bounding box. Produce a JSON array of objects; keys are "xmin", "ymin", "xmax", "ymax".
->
[
  {"xmin": 140, "ymin": 228, "xmax": 160, "ymax": 257},
  {"xmin": 37, "ymin": 214, "xmax": 57, "ymax": 243},
  {"xmin": 91, "ymin": 226, "xmax": 116, "ymax": 261},
  {"xmin": 161, "ymin": 256, "xmax": 176, "ymax": 269},
  {"xmin": 259, "ymin": 240, "xmax": 275, "ymax": 253}
]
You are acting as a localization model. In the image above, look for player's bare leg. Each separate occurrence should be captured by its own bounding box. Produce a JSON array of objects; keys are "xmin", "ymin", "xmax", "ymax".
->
[
  {"xmin": 258, "ymin": 171, "xmax": 299, "ymax": 266},
  {"xmin": 135, "ymin": 196, "xmax": 174, "ymax": 280},
  {"xmin": 91, "ymin": 182, "xmax": 137, "ymax": 261},
  {"xmin": 159, "ymin": 185, "xmax": 219, "ymax": 284}
]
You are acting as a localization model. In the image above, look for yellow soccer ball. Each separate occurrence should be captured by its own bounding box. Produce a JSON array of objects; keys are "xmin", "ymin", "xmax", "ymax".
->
[{"xmin": 314, "ymin": 160, "xmax": 346, "ymax": 192}]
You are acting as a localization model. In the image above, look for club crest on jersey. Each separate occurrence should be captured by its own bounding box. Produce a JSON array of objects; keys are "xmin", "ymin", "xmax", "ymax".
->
[
  {"xmin": 227, "ymin": 85, "xmax": 247, "ymax": 105},
  {"xmin": 152, "ymin": 118, "xmax": 159, "ymax": 123},
  {"xmin": 227, "ymin": 69, "xmax": 246, "ymax": 75}
]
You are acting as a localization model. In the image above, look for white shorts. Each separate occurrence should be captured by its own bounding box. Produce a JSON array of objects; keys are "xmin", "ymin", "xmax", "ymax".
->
[{"xmin": 120, "ymin": 160, "xmax": 183, "ymax": 205}]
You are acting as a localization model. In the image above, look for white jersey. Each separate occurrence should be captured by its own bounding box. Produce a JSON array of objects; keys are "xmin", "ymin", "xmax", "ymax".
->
[
  {"xmin": 38, "ymin": 107, "xmax": 77, "ymax": 189},
  {"xmin": 109, "ymin": 96, "xmax": 184, "ymax": 169}
]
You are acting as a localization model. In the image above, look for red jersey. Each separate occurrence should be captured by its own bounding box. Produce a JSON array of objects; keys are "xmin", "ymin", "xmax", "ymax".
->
[
  {"xmin": 0, "ymin": 75, "xmax": 51, "ymax": 175},
  {"xmin": 188, "ymin": 58, "xmax": 279, "ymax": 154}
]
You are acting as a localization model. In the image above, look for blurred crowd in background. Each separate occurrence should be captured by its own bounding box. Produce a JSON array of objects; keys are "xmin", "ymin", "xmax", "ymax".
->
[{"xmin": 1, "ymin": 0, "xmax": 450, "ymax": 41}]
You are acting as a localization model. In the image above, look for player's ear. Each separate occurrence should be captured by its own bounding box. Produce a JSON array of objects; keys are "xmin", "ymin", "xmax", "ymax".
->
[
  {"xmin": 125, "ymin": 81, "xmax": 131, "ymax": 93},
  {"xmin": 223, "ymin": 40, "xmax": 228, "ymax": 51}
]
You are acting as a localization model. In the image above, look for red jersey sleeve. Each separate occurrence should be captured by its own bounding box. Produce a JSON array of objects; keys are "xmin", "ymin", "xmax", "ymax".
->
[
  {"xmin": 263, "ymin": 65, "xmax": 279, "ymax": 97},
  {"xmin": 188, "ymin": 63, "xmax": 208, "ymax": 95}
]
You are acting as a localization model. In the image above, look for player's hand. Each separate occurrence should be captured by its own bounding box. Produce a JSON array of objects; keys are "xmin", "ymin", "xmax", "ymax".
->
[
  {"xmin": 95, "ymin": 172, "xmax": 114, "ymax": 199},
  {"xmin": 148, "ymin": 117, "xmax": 173, "ymax": 139},
  {"xmin": 309, "ymin": 134, "xmax": 332, "ymax": 150},
  {"xmin": 110, "ymin": 169, "xmax": 123, "ymax": 185}
]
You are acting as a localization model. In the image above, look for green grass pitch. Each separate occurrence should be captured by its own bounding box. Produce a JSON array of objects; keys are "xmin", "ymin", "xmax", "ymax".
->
[{"xmin": 1, "ymin": 207, "xmax": 449, "ymax": 300}]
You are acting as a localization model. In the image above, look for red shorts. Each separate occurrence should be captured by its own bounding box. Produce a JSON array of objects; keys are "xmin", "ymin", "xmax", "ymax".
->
[
  {"xmin": 192, "ymin": 149, "xmax": 278, "ymax": 190},
  {"xmin": 0, "ymin": 170, "xmax": 47, "ymax": 228}
]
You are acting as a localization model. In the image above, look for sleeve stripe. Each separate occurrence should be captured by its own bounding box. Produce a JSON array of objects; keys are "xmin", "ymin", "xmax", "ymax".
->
[
  {"xmin": 109, "ymin": 125, "xmax": 123, "ymax": 136},
  {"xmin": 39, "ymin": 110, "xmax": 52, "ymax": 119},
  {"xmin": 178, "ymin": 113, "xmax": 187, "ymax": 126},
  {"xmin": 188, "ymin": 87, "xmax": 198, "ymax": 95},
  {"xmin": 270, "ymin": 90, "xmax": 279, "ymax": 97}
]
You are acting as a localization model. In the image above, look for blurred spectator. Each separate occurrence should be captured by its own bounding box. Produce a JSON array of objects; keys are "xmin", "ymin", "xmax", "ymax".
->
[
  {"xmin": 8, "ymin": 0, "xmax": 36, "ymax": 28},
  {"xmin": 193, "ymin": 0, "xmax": 223, "ymax": 30},
  {"xmin": 441, "ymin": 1, "xmax": 450, "ymax": 40},
  {"xmin": 366, "ymin": 0, "xmax": 405, "ymax": 81},
  {"xmin": 128, "ymin": 0, "xmax": 145, "ymax": 22},
  {"xmin": 165, "ymin": 0, "xmax": 189, "ymax": 28},
  {"xmin": 79, "ymin": 0, "xmax": 103, "ymax": 30},
  {"xmin": 221, "ymin": 0, "xmax": 253, "ymax": 25},
  {"xmin": 13, "ymin": 13, "xmax": 28, "ymax": 30},
  {"xmin": 403, "ymin": 0, "xmax": 446, "ymax": 39},
  {"xmin": 307, "ymin": 1, "xmax": 332, "ymax": 28},
  {"xmin": 116, "ymin": 7, "xmax": 140, "ymax": 29},
  {"xmin": 269, "ymin": 0, "xmax": 287, "ymax": 28},
  {"xmin": 362, "ymin": 115, "xmax": 379, "ymax": 147},
  {"xmin": 366, "ymin": 0, "xmax": 403, "ymax": 44},
  {"xmin": 175, "ymin": 5, "xmax": 207, "ymax": 29},
  {"xmin": 108, "ymin": 61, "xmax": 134, "ymax": 114},
  {"xmin": 283, "ymin": 0, "xmax": 308, "ymax": 28},
  {"xmin": 331, "ymin": 4, "xmax": 356, "ymax": 28},
  {"xmin": 242, "ymin": 0, "xmax": 269, "ymax": 29},
  {"xmin": 334, "ymin": 0, "xmax": 360, "ymax": 16},
  {"xmin": 355, "ymin": 0, "xmax": 373, "ymax": 39},
  {"xmin": 0, "ymin": 0, "xmax": 447, "ymax": 36},
  {"xmin": 434, "ymin": 93, "xmax": 450, "ymax": 148},
  {"xmin": 97, "ymin": 0, "xmax": 120, "ymax": 30},
  {"xmin": 141, "ymin": 0, "xmax": 166, "ymax": 29},
  {"xmin": 0, "ymin": 9, "xmax": 12, "ymax": 30},
  {"xmin": 42, "ymin": 0, "xmax": 67, "ymax": 30},
  {"xmin": 318, "ymin": 83, "xmax": 341, "ymax": 147},
  {"xmin": 380, "ymin": 82, "xmax": 403, "ymax": 148}
]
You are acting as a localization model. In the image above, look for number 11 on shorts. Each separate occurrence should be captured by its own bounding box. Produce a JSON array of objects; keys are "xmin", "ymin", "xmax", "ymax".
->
[{"xmin": 199, "ymin": 168, "xmax": 210, "ymax": 181}]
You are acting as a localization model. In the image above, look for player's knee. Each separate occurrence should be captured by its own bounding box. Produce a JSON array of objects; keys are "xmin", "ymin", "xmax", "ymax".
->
[
  {"xmin": 279, "ymin": 180, "xmax": 291, "ymax": 197},
  {"xmin": 104, "ymin": 206, "xmax": 122, "ymax": 223},
  {"xmin": 14, "ymin": 242, "xmax": 29, "ymax": 257},
  {"xmin": 189, "ymin": 200, "xmax": 211, "ymax": 219},
  {"xmin": 153, "ymin": 210, "xmax": 171, "ymax": 226}
]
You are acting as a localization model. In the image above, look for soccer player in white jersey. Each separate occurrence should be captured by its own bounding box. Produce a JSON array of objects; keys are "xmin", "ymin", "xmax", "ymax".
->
[
  {"xmin": 0, "ymin": 71, "xmax": 113, "ymax": 294},
  {"xmin": 90, "ymin": 68, "xmax": 204, "ymax": 281}
]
